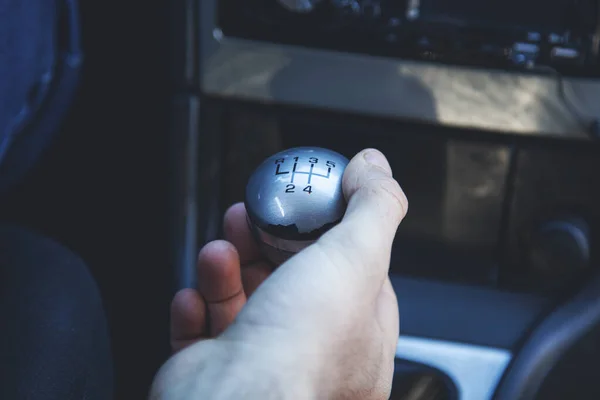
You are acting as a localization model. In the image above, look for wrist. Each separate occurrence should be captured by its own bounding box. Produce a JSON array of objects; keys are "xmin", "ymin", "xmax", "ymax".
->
[
  {"xmin": 219, "ymin": 338, "xmax": 326, "ymax": 399},
  {"xmin": 150, "ymin": 339, "xmax": 229, "ymax": 400},
  {"xmin": 150, "ymin": 338, "xmax": 326, "ymax": 400}
]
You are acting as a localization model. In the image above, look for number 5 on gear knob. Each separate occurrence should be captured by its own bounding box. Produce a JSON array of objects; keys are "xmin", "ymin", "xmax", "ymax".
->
[{"xmin": 245, "ymin": 147, "xmax": 350, "ymax": 265}]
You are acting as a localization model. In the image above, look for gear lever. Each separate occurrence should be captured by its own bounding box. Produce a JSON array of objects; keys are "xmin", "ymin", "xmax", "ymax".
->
[{"xmin": 245, "ymin": 147, "xmax": 349, "ymax": 265}]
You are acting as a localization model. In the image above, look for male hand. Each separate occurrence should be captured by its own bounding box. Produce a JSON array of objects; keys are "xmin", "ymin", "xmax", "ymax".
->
[{"xmin": 150, "ymin": 148, "xmax": 408, "ymax": 399}]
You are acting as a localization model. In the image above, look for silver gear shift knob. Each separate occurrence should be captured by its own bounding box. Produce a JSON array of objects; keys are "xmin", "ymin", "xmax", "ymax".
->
[{"xmin": 245, "ymin": 147, "xmax": 350, "ymax": 265}]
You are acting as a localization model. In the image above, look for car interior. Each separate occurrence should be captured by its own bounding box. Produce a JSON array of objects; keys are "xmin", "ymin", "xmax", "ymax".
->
[{"xmin": 3, "ymin": 0, "xmax": 600, "ymax": 399}]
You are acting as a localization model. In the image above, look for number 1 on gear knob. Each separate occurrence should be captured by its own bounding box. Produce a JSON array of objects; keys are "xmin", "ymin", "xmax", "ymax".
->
[{"xmin": 245, "ymin": 147, "xmax": 350, "ymax": 265}]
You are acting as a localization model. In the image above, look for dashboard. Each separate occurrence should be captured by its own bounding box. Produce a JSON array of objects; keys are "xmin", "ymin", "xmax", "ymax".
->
[
  {"xmin": 175, "ymin": 0, "xmax": 600, "ymax": 398},
  {"xmin": 201, "ymin": 0, "xmax": 600, "ymax": 138},
  {"xmin": 220, "ymin": 0, "xmax": 600, "ymax": 77}
]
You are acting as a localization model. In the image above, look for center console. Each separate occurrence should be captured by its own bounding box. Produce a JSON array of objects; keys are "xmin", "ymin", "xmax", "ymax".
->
[{"xmin": 172, "ymin": 0, "xmax": 600, "ymax": 398}]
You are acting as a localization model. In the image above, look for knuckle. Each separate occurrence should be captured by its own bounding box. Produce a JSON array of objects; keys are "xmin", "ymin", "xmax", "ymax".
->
[
  {"xmin": 365, "ymin": 177, "xmax": 408, "ymax": 220},
  {"xmin": 314, "ymin": 230, "xmax": 380, "ymax": 287}
]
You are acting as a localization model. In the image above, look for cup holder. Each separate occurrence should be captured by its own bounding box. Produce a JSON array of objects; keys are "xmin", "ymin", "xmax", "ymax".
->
[{"xmin": 391, "ymin": 359, "xmax": 458, "ymax": 400}]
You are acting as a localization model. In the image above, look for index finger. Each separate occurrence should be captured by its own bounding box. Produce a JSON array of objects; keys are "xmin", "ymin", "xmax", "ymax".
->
[{"xmin": 223, "ymin": 203, "xmax": 262, "ymax": 264}]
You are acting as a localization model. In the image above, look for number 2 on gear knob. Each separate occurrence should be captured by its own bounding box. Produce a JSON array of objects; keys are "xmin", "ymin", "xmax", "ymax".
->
[{"xmin": 245, "ymin": 147, "xmax": 350, "ymax": 265}]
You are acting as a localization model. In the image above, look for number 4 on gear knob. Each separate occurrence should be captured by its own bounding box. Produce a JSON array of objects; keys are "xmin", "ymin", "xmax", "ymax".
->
[{"xmin": 245, "ymin": 147, "xmax": 350, "ymax": 265}]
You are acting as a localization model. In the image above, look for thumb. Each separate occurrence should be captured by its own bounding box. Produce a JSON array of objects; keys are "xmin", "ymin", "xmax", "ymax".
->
[
  {"xmin": 270, "ymin": 148, "xmax": 407, "ymax": 302},
  {"xmin": 313, "ymin": 148, "xmax": 407, "ymax": 290}
]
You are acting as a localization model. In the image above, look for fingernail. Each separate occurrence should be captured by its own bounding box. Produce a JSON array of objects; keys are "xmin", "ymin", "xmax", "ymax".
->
[{"xmin": 363, "ymin": 149, "xmax": 390, "ymax": 172}]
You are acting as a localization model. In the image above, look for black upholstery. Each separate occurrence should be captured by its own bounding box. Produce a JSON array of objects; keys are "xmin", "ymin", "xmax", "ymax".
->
[{"xmin": 0, "ymin": 225, "xmax": 113, "ymax": 400}]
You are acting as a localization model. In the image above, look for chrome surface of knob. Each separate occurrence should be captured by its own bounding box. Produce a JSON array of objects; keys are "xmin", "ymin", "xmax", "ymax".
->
[
  {"xmin": 277, "ymin": 0, "xmax": 324, "ymax": 13},
  {"xmin": 245, "ymin": 147, "xmax": 349, "ymax": 265}
]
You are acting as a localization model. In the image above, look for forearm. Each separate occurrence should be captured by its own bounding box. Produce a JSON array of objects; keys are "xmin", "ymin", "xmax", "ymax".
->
[{"xmin": 150, "ymin": 339, "xmax": 321, "ymax": 400}]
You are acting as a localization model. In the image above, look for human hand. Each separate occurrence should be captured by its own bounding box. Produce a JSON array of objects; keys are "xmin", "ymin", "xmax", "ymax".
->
[{"xmin": 150, "ymin": 148, "xmax": 408, "ymax": 399}]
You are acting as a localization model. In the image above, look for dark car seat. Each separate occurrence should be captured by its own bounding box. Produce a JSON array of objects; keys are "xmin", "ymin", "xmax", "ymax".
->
[
  {"xmin": 0, "ymin": 0, "xmax": 81, "ymax": 194},
  {"xmin": 0, "ymin": 1, "xmax": 113, "ymax": 399}
]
